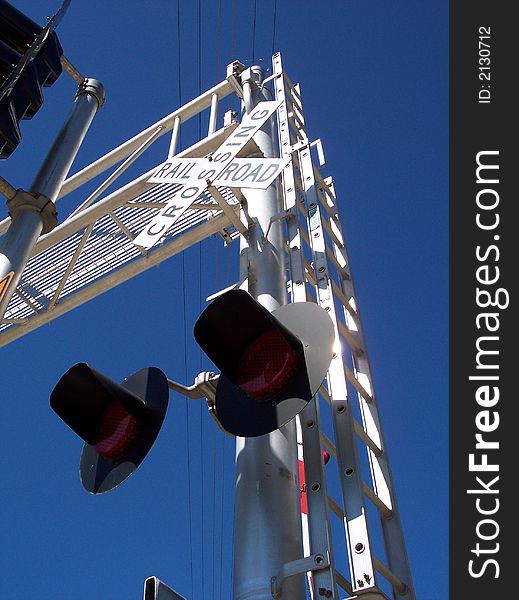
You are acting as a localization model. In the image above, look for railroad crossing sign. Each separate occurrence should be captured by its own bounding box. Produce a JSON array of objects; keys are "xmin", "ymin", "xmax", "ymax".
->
[
  {"xmin": 133, "ymin": 99, "xmax": 282, "ymax": 250},
  {"xmin": 147, "ymin": 157, "xmax": 289, "ymax": 189}
]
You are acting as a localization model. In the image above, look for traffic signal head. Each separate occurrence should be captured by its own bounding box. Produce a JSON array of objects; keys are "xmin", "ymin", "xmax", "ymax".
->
[
  {"xmin": 50, "ymin": 364, "xmax": 169, "ymax": 494},
  {"xmin": 1, "ymin": 1, "xmax": 64, "ymax": 158},
  {"xmin": 194, "ymin": 289, "xmax": 335, "ymax": 437}
]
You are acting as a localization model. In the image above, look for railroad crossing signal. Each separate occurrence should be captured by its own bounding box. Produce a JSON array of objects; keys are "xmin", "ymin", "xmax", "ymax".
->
[
  {"xmin": 194, "ymin": 289, "xmax": 335, "ymax": 437},
  {"xmin": 50, "ymin": 364, "xmax": 169, "ymax": 494},
  {"xmin": 0, "ymin": 0, "xmax": 65, "ymax": 158},
  {"xmin": 133, "ymin": 99, "xmax": 282, "ymax": 250}
]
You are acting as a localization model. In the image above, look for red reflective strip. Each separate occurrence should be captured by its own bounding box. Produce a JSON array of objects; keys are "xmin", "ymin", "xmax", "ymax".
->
[
  {"xmin": 94, "ymin": 402, "xmax": 138, "ymax": 460},
  {"xmin": 299, "ymin": 459, "xmax": 308, "ymax": 515},
  {"xmin": 236, "ymin": 330, "xmax": 298, "ymax": 399}
]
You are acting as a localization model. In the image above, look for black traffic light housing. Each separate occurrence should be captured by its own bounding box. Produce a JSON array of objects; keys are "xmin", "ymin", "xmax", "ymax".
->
[
  {"xmin": 194, "ymin": 289, "xmax": 335, "ymax": 437},
  {"xmin": 50, "ymin": 364, "xmax": 169, "ymax": 494},
  {"xmin": 0, "ymin": 0, "xmax": 64, "ymax": 158}
]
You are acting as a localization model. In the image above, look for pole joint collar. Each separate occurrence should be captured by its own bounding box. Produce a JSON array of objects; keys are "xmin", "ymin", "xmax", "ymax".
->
[
  {"xmin": 7, "ymin": 189, "xmax": 58, "ymax": 234},
  {"xmin": 75, "ymin": 78, "xmax": 106, "ymax": 110}
]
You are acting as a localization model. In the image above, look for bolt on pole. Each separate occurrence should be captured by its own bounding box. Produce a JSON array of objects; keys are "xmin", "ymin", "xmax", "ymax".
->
[
  {"xmin": 0, "ymin": 78, "xmax": 105, "ymax": 318},
  {"xmin": 233, "ymin": 66, "xmax": 305, "ymax": 600}
]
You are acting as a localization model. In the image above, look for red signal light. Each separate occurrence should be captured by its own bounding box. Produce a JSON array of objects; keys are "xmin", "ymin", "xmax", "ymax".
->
[
  {"xmin": 194, "ymin": 290, "xmax": 335, "ymax": 437},
  {"xmin": 93, "ymin": 401, "xmax": 139, "ymax": 460},
  {"xmin": 236, "ymin": 330, "xmax": 299, "ymax": 400},
  {"xmin": 50, "ymin": 364, "xmax": 169, "ymax": 493}
]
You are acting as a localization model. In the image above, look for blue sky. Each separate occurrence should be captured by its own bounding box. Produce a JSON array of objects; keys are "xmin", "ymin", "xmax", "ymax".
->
[{"xmin": 1, "ymin": 2, "xmax": 448, "ymax": 599}]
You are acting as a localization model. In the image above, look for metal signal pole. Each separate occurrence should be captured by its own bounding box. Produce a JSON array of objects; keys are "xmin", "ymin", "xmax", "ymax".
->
[
  {"xmin": 233, "ymin": 66, "xmax": 305, "ymax": 600},
  {"xmin": 0, "ymin": 78, "xmax": 104, "ymax": 318}
]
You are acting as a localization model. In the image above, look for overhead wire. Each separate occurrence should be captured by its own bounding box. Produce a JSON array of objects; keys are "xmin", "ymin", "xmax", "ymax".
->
[
  {"xmin": 272, "ymin": 0, "xmax": 278, "ymax": 55},
  {"xmin": 219, "ymin": 433, "xmax": 226, "ymax": 600},
  {"xmin": 231, "ymin": 0, "xmax": 236, "ymax": 60},
  {"xmin": 176, "ymin": 1, "xmax": 194, "ymax": 597},
  {"xmin": 196, "ymin": 1, "xmax": 206, "ymax": 598},
  {"xmin": 172, "ymin": 1, "xmax": 283, "ymax": 595},
  {"xmin": 212, "ymin": 2, "xmax": 223, "ymax": 597},
  {"xmin": 216, "ymin": 0, "xmax": 222, "ymax": 79},
  {"xmin": 252, "ymin": 0, "xmax": 257, "ymax": 64}
]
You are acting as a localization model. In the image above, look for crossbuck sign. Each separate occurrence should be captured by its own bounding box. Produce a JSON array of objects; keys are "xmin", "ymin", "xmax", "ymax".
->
[{"xmin": 134, "ymin": 100, "xmax": 283, "ymax": 250}]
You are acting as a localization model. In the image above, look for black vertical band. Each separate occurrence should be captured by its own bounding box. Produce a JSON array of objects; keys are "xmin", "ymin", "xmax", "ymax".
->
[{"xmin": 450, "ymin": 2, "xmax": 513, "ymax": 597}]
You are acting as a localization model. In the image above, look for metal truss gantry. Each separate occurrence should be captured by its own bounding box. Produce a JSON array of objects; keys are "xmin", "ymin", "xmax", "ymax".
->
[{"xmin": 0, "ymin": 53, "xmax": 415, "ymax": 600}]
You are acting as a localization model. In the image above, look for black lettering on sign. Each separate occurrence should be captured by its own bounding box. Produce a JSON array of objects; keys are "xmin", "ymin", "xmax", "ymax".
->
[
  {"xmin": 180, "ymin": 186, "xmax": 201, "ymax": 199},
  {"xmin": 154, "ymin": 162, "xmax": 172, "ymax": 178},
  {"xmin": 250, "ymin": 108, "xmax": 269, "ymax": 121},
  {"xmin": 198, "ymin": 168, "xmax": 216, "ymax": 180},
  {"xmin": 180, "ymin": 162, "xmax": 197, "ymax": 179},
  {"xmin": 234, "ymin": 125, "xmax": 255, "ymax": 138},
  {"xmin": 232, "ymin": 163, "xmax": 253, "ymax": 181},
  {"xmin": 241, "ymin": 164, "xmax": 264, "ymax": 183},
  {"xmin": 146, "ymin": 222, "xmax": 166, "ymax": 236},
  {"xmin": 162, "ymin": 204, "xmax": 181, "ymax": 218},
  {"xmin": 257, "ymin": 164, "xmax": 278, "ymax": 183},
  {"xmin": 218, "ymin": 162, "xmax": 239, "ymax": 181},
  {"xmin": 213, "ymin": 151, "xmax": 232, "ymax": 163}
]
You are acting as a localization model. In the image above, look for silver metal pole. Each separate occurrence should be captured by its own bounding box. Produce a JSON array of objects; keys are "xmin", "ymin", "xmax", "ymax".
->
[
  {"xmin": 0, "ymin": 78, "xmax": 104, "ymax": 319},
  {"xmin": 233, "ymin": 66, "xmax": 305, "ymax": 600}
]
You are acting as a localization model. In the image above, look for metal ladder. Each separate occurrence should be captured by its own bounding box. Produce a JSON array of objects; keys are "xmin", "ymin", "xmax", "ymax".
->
[{"xmin": 272, "ymin": 52, "xmax": 415, "ymax": 600}]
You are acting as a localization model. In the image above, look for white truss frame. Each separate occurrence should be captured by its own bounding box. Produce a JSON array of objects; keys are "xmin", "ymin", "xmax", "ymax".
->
[{"xmin": 0, "ymin": 72, "xmax": 245, "ymax": 346}]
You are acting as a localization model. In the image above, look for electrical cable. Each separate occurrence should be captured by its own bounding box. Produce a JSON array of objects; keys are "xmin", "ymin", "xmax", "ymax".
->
[
  {"xmin": 219, "ymin": 433, "xmax": 226, "ymax": 600},
  {"xmin": 252, "ymin": 0, "xmax": 257, "ymax": 64},
  {"xmin": 196, "ymin": 2, "xmax": 206, "ymax": 597},
  {"xmin": 272, "ymin": 0, "xmax": 278, "ymax": 55},
  {"xmin": 176, "ymin": 2, "xmax": 193, "ymax": 596},
  {"xmin": 216, "ymin": 0, "xmax": 222, "ymax": 79},
  {"xmin": 231, "ymin": 0, "xmax": 236, "ymax": 60},
  {"xmin": 182, "ymin": 251, "xmax": 194, "ymax": 599}
]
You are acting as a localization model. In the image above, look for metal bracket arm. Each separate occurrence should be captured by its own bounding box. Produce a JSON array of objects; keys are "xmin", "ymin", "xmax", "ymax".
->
[
  {"xmin": 7, "ymin": 189, "xmax": 57, "ymax": 235},
  {"xmin": 167, "ymin": 371, "xmax": 219, "ymax": 401},
  {"xmin": 271, "ymin": 552, "xmax": 331, "ymax": 599},
  {"xmin": 167, "ymin": 371, "xmax": 234, "ymax": 436},
  {"xmin": 226, "ymin": 60, "xmax": 247, "ymax": 98},
  {"xmin": 265, "ymin": 207, "xmax": 295, "ymax": 241},
  {"xmin": 0, "ymin": 177, "xmax": 16, "ymax": 202}
]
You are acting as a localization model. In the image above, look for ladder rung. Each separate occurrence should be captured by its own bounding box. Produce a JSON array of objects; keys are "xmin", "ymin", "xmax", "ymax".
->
[
  {"xmin": 320, "ymin": 212, "xmax": 346, "ymax": 254},
  {"xmin": 297, "ymin": 211, "xmax": 351, "ymax": 282},
  {"xmin": 325, "ymin": 244, "xmax": 351, "ymax": 281},
  {"xmin": 313, "ymin": 167, "xmax": 335, "ymax": 202},
  {"xmin": 334, "ymin": 569, "xmax": 353, "ymax": 595},
  {"xmin": 319, "ymin": 385, "xmax": 332, "ymax": 404},
  {"xmin": 287, "ymin": 117, "xmax": 306, "ymax": 145},
  {"xmin": 373, "ymin": 557, "xmax": 407, "ymax": 595},
  {"xmin": 327, "ymin": 495, "xmax": 343, "ymax": 520},
  {"xmin": 296, "ymin": 204, "xmax": 349, "ymax": 275},
  {"xmin": 315, "ymin": 181, "xmax": 338, "ymax": 220},
  {"xmin": 363, "ymin": 483, "xmax": 392, "ymax": 518},
  {"xmin": 337, "ymin": 319, "xmax": 364, "ymax": 356},
  {"xmin": 344, "ymin": 365, "xmax": 373, "ymax": 403},
  {"xmin": 331, "ymin": 281, "xmax": 358, "ymax": 322},
  {"xmin": 322, "ymin": 425, "xmax": 382, "ymax": 461},
  {"xmin": 320, "ymin": 432, "xmax": 336, "ymax": 458},
  {"xmin": 327, "ymin": 480, "xmax": 392, "ymax": 520},
  {"xmin": 283, "ymin": 73, "xmax": 303, "ymax": 106},
  {"xmin": 299, "ymin": 223, "xmax": 351, "ymax": 281},
  {"xmin": 353, "ymin": 420, "xmax": 382, "ymax": 456},
  {"xmin": 287, "ymin": 107, "xmax": 305, "ymax": 131}
]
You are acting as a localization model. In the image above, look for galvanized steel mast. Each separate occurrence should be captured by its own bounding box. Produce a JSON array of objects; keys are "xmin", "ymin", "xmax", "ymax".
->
[{"xmin": 233, "ymin": 65, "xmax": 305, "ymax": 600}]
